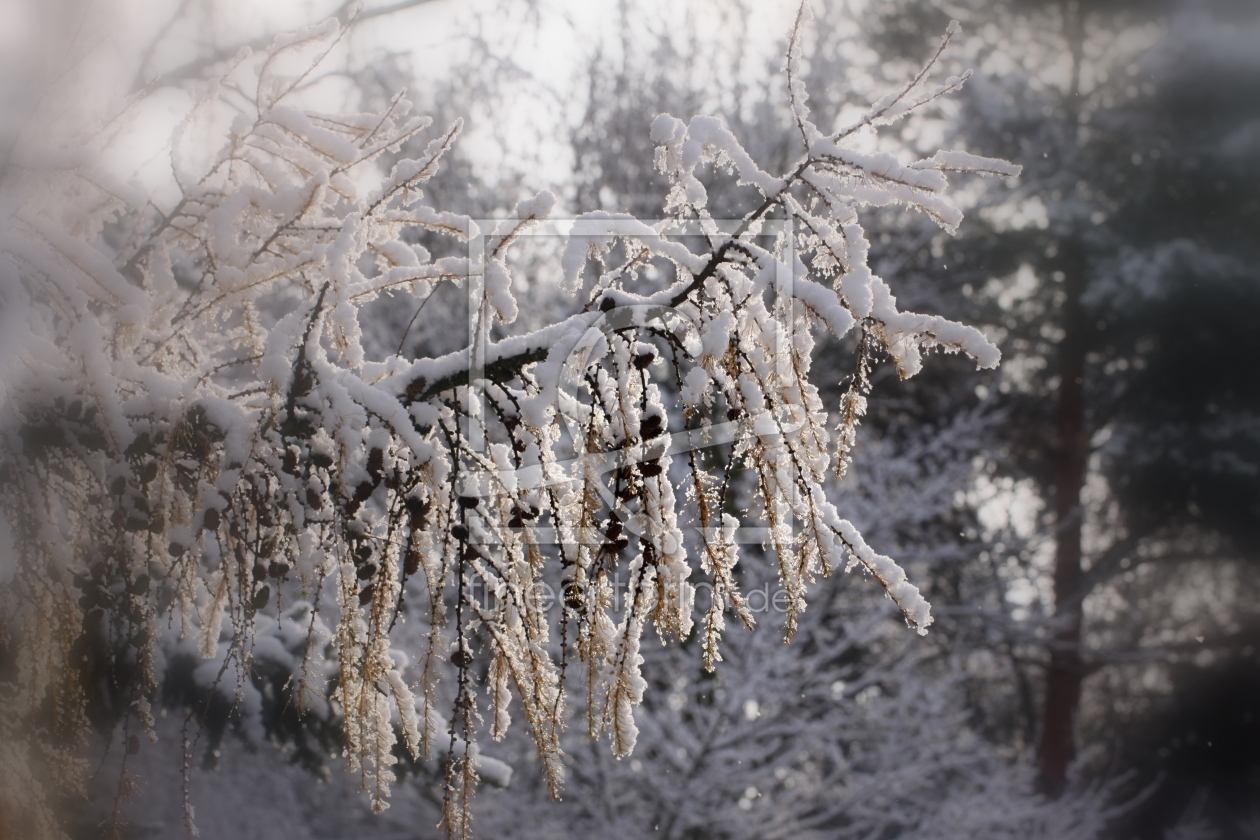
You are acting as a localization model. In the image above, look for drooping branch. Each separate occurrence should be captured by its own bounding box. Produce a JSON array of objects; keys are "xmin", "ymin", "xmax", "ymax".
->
[{"xmin": 0, "ymin": 13, "xmax": 1022, "ymax": 840}]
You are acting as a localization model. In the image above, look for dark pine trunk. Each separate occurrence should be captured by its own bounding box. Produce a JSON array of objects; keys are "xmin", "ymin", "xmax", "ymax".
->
[
  {"xmin": 1038, "ymin": 236, "xmax": 1089, "ymax": 797},
  {"xmin": 1036, "ymin": 1, "xmax": 1090, "ymax": 797}
]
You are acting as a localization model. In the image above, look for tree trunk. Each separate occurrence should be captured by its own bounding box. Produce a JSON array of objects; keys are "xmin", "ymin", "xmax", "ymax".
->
[
  {"xmin": 1036, "ymin": 0, "xmax": 1090, "ymax": 798},
  {"xmin": 1037, "ymin": 237, "xmax": 1089, "ymax": 797}
]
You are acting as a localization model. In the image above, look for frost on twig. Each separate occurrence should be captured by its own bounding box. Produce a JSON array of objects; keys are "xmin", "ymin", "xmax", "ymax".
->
[{"xmin": 0, "ymin": 13, "xmax": 1016, "ymax": 840}]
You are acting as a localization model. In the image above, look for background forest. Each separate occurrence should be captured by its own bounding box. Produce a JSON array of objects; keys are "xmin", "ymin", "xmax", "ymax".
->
[{"xmin": 0, "ymin": 1, "xmax": 1257, "ymax": 839}]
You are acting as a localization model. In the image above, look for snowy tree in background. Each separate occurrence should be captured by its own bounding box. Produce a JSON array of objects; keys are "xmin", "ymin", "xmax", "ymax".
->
[
  {"xmin": 0, "ymin": 7, "xmax": 1022, "ymax": 838},
  {"xmin": 858, "ymin": 4, "xmax": 1260, "ymax": 829}
]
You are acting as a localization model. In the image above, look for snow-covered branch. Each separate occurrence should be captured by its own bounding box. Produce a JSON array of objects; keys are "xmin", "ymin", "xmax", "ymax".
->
[{"xmin": 0, "ymin": 13, "xmax": 1017, "ymax": 840}]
